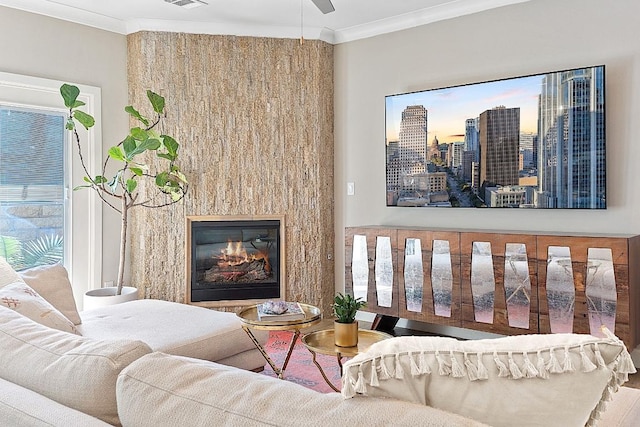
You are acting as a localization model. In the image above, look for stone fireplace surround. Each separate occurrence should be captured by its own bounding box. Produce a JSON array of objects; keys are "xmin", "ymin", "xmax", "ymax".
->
[{"xmin": 127, "ymin": 32, "xmax": 335, "ymax": 315}]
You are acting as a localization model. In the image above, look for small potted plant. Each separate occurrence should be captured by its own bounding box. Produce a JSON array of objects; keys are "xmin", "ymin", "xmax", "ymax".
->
[{"xmin": 333, "ymin": 292, "xmax": 366, "ymax": 347}]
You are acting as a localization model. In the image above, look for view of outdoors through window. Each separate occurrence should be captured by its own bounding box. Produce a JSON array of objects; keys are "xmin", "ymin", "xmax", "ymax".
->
[{"xmin": 0, "ymin": 106, "xmax": 66, "ymax": 271}]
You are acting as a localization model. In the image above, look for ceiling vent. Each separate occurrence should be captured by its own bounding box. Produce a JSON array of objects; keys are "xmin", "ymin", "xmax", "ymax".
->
[{"xmin": 164, "ymin": 0, "xmax": 208, "ymax": 9}]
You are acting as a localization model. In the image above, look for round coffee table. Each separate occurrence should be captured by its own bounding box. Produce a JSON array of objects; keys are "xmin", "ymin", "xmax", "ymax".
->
[
  {"xmin": 237, "ymin": 303, "xmax": 321, "ymax": 379},
  {"xmin": 302, "ymin": 328, "xmax": 392, "ymax": 392}
]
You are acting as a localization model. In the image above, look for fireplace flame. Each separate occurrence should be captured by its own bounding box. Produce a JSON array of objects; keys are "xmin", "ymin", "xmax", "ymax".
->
[
  {"xmin": 220, "ymin": 241, "xmax": 250, "ymax": 266},
  {"xmin": 218, "ymin": 240, "xmax": 271, "ymax": 272}
]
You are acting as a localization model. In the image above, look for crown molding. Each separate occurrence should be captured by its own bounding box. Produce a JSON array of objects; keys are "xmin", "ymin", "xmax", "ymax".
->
[
  {"xmin": 0, "ymin": 0, "xmax": 530, "ymax": 44},
  {"xmin": 125, "ymin": 19, "xmax": 336, "ymax": 44},
  {"xmin": 333, "ymin": 0, "xmax": 532, "ymax": 44},
  {"xmin": 0, "ymin": 0, "xmax": 128, "ymax": 34}
]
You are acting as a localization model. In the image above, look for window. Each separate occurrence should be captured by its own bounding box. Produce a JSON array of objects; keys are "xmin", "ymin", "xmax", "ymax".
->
[
  {"xmin": 0, "ymin": 106, "xmax": 66, "ymax": 269},
  {"xmin": 0, "ymin": 72, "xmax": 102, "ymax": 303}
]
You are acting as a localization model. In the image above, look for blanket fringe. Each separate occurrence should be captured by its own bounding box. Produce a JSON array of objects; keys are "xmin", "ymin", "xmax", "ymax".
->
[
  {"xmin": 370, "ymin": 357, "xmax": 379, "ymax": 386},
  {"xmin": 476, "ymin": 352, "xmax": 489, "ymax": 380},
  {"xmin": 379, "ymin": 355, "xmax": 391, "ymax": 380},
  {"xmin": 419, "ymin": 351, "xmax": 431, "ymax": 375},
  {"xmin": 450, "ymin": 351, "xmax": 466, "ymax": 378},
  {"xmin": 594, "ymin": 343, "xmax": 607, "ymax": 369},
  {"xmin": 563, "ymin": 346, "xmax": 575, "ymax": 372},
  {"xmin": 580, "ymin": 345, "xmax": 597, "ymax": 373},
  {"xmin": 493, "ymin": 351, "xmax": 510, "ymax": 378},
  {"xmin": 508, "ymin": 352, "xmax": 523, "ymax": 379},
  {"xmin": 436, "ymin": 351, "xmax": 452, "ymax": 376},
  {"xmin": 395, "ymin": 354, "xmax": 404, "ymax": 379},
  {"xmin": 409, "ymin": 352, "xmax": 421, "ymax": 376},
  {"xmin": 546, "ymin": 347, "xmax": 563, "ymax": 374},
  {"xmin": 354, "ymin": 370, "xmax": 367, "ymax": 394},
  {"xmin": 464, "ymin": 352, "xmax": 479, "ymax": 381},
  {"xmin": 536, "ymin": 350, "xmax": 549, "ymax": 379},
  {"xmin": 341, "ymin": 324, "xmax": 636, "ymax": 420},
  {"xmin": 522, "ymin": 352, "xmax": 539, "ymax": 378}
]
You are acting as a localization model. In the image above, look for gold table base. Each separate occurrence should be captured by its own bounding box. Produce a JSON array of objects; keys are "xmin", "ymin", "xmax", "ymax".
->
[
  {"xmin": 237, "ymin": 303, "xmax": 322, "ymax": 380},
  {"xmin": 242, "ymin": 326, "xmax": 300, "ymax": 379},
  {"xmin": 302, "ymin": 329, "xmax": 392, "ymax": 392}
]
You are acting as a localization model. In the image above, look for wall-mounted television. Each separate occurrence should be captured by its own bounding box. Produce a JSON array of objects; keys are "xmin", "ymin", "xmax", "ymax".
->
[{"xmin": 385, "ymin": 65, "xmax": 605, "ymax": 209}]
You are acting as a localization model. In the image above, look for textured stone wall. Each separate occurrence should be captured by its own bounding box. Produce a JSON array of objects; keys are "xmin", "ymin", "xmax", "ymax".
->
[{"xmin": 126, "ymin": 32, "xmax": 335, "ymax": 315}]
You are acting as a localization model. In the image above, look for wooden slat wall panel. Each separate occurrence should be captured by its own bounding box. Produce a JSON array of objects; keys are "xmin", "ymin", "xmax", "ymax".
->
[{"xmin": 126, "ymin": 32, "xmax": 335, "ymax": 315}]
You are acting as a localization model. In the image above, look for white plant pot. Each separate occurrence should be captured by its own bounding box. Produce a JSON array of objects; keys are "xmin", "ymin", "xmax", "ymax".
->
[{"xmin": 83, "ymin": 286, "xmax": 138, "ymax": 310}]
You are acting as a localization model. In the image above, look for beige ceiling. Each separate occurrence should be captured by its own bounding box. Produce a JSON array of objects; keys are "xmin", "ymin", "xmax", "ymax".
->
[{"xmin": 0, "ymin": 0, "xmax": 532, "ymax": 43}]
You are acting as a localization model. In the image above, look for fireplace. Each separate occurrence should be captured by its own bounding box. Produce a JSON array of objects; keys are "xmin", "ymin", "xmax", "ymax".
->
[{"xmin": 186, "ymin": 215, "xmax": 285, "ymax": 307}]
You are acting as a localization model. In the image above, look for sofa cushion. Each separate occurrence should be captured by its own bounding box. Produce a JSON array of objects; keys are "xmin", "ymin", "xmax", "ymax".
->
[
  {"xmin": 0, "ymin": 280, "xmax": 79, "ymax": 334},
  {"xmin": 117, "ymin": 352, "xmax": 487, "ymax": 426},
  {"xmin": 0, "ymin": 306, "xmax": 152, "ymax": 425},
  {"xmin": 78, "ymin": 299, "xmax": 268, "ymax": 368},
  {"xmin": 0, "ymin": 376, "xmax": 111, "ymax": 427},
  {"xmin": 342, "ymin": 331, "xmax": 636, "ymax": 427},
  {"xmin": 20, "ymin": 263, "xmax": 82, "ymax": 325},
  {"xmin": 599, "ymin": 386, "xmax": 640, "ymax": 426}
]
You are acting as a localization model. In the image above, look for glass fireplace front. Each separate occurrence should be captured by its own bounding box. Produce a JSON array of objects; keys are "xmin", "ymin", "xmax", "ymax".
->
[{"xmin": 188, "ymin": 217, "xmax": 283, "ymax": 305}]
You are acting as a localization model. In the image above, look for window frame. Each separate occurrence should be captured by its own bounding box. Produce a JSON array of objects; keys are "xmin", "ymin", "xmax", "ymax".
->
[{"xmin": 0, "ymin": 71, "xmax": 102, "ymax": 305}]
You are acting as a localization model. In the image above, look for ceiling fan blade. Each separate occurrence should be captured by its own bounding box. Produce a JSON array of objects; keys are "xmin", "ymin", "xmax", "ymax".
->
[{"xmin": 310, "ymin": 0, "xmax": 335, "ymax": 14}]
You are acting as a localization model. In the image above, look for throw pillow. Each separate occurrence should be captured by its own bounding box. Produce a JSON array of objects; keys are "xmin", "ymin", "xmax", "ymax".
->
[
  {"xmin": 0, "ymin": 256, "xmax": 22, "ymax": 288},
  {"xmin": 342, "ymin": 330, "xmax": 636, "ymax": 427},
  {"xmin": 0, "ymin": 281, "xmax": 79, "ymax": 334},
  {"xmin": 19, "ymin": 263, "xmax": 82, "ymax": 325}
]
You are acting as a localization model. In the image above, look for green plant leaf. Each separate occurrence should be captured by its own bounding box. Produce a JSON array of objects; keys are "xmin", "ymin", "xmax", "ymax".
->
[
  {"xmin": 0, "ymin": 235, "xmax": 22, "ymax": 260},
  {"xmin": 161, "ymin": 135, "xmax": 179, "ymax": 156},
  {"xmin": 332, "ymin": 292, "xmax": 366, "ymax": 323},
  {"xmin": 125, "ymin": 105, "xmax": 149, "ymax": 127},
  {"xmin": 170, "ymin": 169, "xmax": 188, "ymax": 184},
  {"xmin": 155, "ymin": 171, "xmax": 168, "ymax": 187},
  {"xmin": 157, "ymin": 153, "xmax": 176, "ymax": 161},
  {"xmin": 60, "ymin": 84, "xmax": 80, "ymax": 108},
  {"xmin": 122, "ymin": 135, "xmax": 136, "ymax": 157},
  {"xmin": 147, "ymin": 90, "xmax": 165, "ymax": 114},
  {"xmin": 125, "ymin": 138, "xmax": 161, "ymax": 161},
  {"xmin": 126, "ymin": 178, "xmax": 137, "ymax": 194},
  {"xmin": 72, "ymin": 110, "xmax": 95, "ymax": 130},
  {"xmin": 143, "ymin": 138, "xmax": 162, "ymax": 151},
  {"xmin": 130, "ymin": 127, "xmax": 148, "ymax": 141},
  {"xmin": 93, "ymin": 175, "xmax": 108, "ymax": 184},
  {"xmin": 108, "ymin": 146, "xmax": 125, "ymax": 162},
  {"xmin": 22, "ymin": 235, "xmax": 63, "ymax": 268},
  {"xmin": 170, "ymin": 188, "xmax": 183, "ymax": 201},
  {"xmin": 130, "ymin": 167, "xmax": 143, "ymax": 176}
]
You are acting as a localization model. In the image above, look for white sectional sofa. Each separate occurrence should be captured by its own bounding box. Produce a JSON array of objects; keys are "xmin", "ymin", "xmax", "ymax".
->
[
  {"xmin": 0, "ymin": 258, "xmax": 268, "ymax": 372},
  {"xmin": 2, "ymin": 308, "xmax": 640, "ymax": 427},
  {"xmin": 2, "ymin": 258, "xmax": 640, "ymax": 426}
]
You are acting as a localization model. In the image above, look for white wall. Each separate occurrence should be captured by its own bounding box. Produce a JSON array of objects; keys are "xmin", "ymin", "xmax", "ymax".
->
[
  {"xmin": 334, "ymin": 0, "xmax": 640, "ymax": 290},
  {"xmin": 0, "ymin": 7, "xmax": 128, "ymax": 291}
]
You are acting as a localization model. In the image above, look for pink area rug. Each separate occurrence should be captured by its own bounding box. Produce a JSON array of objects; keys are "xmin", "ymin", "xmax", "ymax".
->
[{"xmin": 260, "ymin": 330, "xmax": 342, "ymax": 393}]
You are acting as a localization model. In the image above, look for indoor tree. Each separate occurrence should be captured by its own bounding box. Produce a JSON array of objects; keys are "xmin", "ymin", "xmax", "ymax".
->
[{"xmin": 61, "ymin": 84, "xmax": 188, "ymax": 295}]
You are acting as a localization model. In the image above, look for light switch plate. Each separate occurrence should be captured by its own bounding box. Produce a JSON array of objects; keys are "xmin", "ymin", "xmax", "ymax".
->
[{"xmin": 347, "ymin": 182, "xmax": 355, "ymax": 196}]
